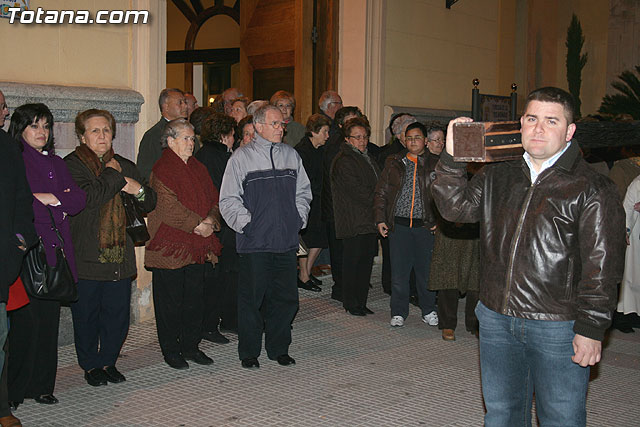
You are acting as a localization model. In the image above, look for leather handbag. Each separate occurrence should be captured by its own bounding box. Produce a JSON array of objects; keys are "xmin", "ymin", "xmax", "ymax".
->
[
  {"xmin": 121, "ymin": 191, "xmax": 150, "ymax": 245},
  {"xmin": 21, "ymin": 208, "xmax": 78, "ymax": 303}
]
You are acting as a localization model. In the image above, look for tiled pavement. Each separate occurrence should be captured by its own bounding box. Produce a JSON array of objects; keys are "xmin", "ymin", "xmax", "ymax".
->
[{"xmin": 13, "ymin": 264, "xmax": 640, "ymax": 426}]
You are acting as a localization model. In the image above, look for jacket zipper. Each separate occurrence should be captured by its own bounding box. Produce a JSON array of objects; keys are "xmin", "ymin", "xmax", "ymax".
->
[{"xmin": 503, "ymin": 178, "xmax": 538, "ymax": 313}]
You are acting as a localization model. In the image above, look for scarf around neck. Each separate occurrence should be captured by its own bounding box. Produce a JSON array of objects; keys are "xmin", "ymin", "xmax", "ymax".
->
[
  {"xmin": 147, "ymin": 148, "xmax": 222, "ymax": 263},
  {"xmin": 74, "ymin": 143, "xmax": 126, "ymax": 264}
]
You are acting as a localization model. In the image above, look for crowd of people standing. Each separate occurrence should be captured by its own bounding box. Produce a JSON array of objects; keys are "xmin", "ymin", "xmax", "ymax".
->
[{"xmin": 0, "ymin": 83, "xmax": 636, "ymax": 427}]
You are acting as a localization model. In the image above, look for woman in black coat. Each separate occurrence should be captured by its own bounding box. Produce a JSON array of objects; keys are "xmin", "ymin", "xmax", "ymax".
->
[
  {"xmin": 194, "ymin": 112, "xmax": 239, "ymax": 340},
  {"xmin": 295, "ymin": 114, "xmax": 331, "ymax": 291},
  {"xmin": 330, "ymin": 117, "xmax": 380, "ymax": 316}
]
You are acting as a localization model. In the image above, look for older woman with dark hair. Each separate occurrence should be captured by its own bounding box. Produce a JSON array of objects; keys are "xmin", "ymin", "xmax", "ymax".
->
[
  {"xmin": 295, "ymin": 114, "xmax": 331, "ymax": 291},
  {"xmin": 7, "ymin": 103, "xmax": 86, "ymax": 408},
  {"xmin": 270, "ymin": 90, "xmax": 305, "ymax": 147},
  {"xmin": 146, "ymin": 119, "xmax": 223, "ymax": 369},
  {"xmin": 234, "ymin": 115, "xmax": 254, "ymax": 150},
  {"xmin": 195, "ymin": 112, "xmax": 238, "ymax": 343},
  {"xmin": 331, "ymin": 117, "xmax": 380, "ymax": 316},
  {"xmin": 64, "ymin": 109, "xmax": 156, "ymax": 387},
  {"xmin": 229, "ymin": 97, "xmax": 249, "ymax": 124}
]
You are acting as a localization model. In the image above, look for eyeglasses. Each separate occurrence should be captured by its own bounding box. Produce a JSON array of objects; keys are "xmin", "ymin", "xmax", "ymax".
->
[
  {"xmin": 428, "ymin": 138, "xmax": 444, "ymax": 143},
  {"xmin": 347, "ymin": 135, "xmax": 369, "ymax": 141},
  {"xmin": 405, "ymin": 136, "xmax": 425, "ymax": 143},
  {"xmin": 258, "ymin": 121, "xmax": 287, "ymax": 129}
]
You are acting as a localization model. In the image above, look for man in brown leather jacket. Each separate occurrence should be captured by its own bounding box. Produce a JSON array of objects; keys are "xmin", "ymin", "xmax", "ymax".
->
[{"xmin": 431, "ymin": 87, "xmax": 625, "ymax": 427}]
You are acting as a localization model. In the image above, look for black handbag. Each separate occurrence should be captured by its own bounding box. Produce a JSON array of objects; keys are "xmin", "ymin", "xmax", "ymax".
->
[
  {"xmin": 21, "ymin": 208, "xmax": 78, "ymax": 303},
  {"xmin": 121, "ymin": 191, "xmax": 150, "ymax": 245}
]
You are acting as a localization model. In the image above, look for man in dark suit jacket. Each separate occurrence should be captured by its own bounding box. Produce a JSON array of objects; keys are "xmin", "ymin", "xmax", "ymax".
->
[
  {"xmin": 136, "ymin": 88, "xmax": 188, "ymax": 181},
  {"xmin": 0, "ymin": 128, "xmax": 37, "ymax": 426}
]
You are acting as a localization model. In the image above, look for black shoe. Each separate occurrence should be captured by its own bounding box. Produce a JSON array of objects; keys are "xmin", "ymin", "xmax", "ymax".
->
[
  {"xmin": 104, "ymin": 366, "xmax": 126, "ymax": 383},
  {"xmin": 276, "ymin": 354, "xmax": 296, "ymax": 366},
  {"xmin": 34, "ymin": 394, "xmax": 58, "ymax": 405},
  {"xmin": 183, "ymin": 350, "xmax": 214, "ymax": 366},
  {"xmin": 309, "ymin": 274, "xmax": 323, "ymax": 286},
  {"xmin": 8, "ymin": 401, "xmax": 20, "ymax": 411},
  {"xmin": 84, "ymin": 368, "xmax": 108, "ymax": 386},
  {"xmin": 241, "ymin": 357, "xmax": 260, "ymax": 369},
  {"xmin": 364, "ymin": 307, "xmax": 374, "ymax": 315},
  {"xmin": 298, "ymin": 278, "xmax": 321, "ymax": 292},
  {"xmin": 164, "ymin": 354, "xmax": 189, "ymax": 370},
  {"xmin": 202, "ymin": 330, "xmax": 230, "ymax": 344},
  {"xmin": 330, "ymin": 292, "xmax": 343, "ymax": 302},
  {"xmin": 345, "ymin": 308, "xmax": 366, "ymax": 316}
]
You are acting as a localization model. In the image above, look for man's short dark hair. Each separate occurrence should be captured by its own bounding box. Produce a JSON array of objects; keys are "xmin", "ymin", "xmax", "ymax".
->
[
  {"xmin": 335, "ymin": 106, "xmax": 362, "ymax": 126},
  {"xmin": 523, "ymin": 87, "xmax": 576, "ymax": 124},
  {"xmin": 343, "ymin": 116, "xmax": 371, "ymax": 138},
  {"xmin": 158, "ymin": 88, "xmax": 184, "ymax": 112},
  {"xmin": 405, "ymin": 122, "xmax": 427, "ymax": 137}
]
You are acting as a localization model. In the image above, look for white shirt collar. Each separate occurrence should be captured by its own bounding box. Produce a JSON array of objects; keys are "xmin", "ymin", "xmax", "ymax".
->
[{"xmin": 523, "ymin": 141, "xmax": 571, "ymax": 183}]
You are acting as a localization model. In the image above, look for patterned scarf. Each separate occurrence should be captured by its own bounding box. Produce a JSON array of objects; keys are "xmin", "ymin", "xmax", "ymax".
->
[{"xmin": 74, "ymin": 143, "xmax": 126, "ymax": 263}]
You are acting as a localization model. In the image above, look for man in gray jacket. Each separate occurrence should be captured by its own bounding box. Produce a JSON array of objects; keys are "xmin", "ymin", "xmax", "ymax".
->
[{"xmin": 219, "ymin": 104, "xmax": 311, "ymax": 369}]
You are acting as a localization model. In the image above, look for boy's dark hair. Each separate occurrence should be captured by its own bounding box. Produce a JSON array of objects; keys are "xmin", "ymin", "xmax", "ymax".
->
[{"xmin": 405, "ymin": 121, "xmax": 427, "ymax": 137}]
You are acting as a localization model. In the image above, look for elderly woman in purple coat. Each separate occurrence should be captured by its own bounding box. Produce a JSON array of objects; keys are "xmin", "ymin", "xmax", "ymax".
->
[{"xmin": 6, "ymin": 103, "xmax": 86, "ymax": 409}]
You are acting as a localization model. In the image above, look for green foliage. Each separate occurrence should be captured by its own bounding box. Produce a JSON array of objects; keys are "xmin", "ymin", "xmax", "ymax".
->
[
  {"xmin": 599, "ymin": 65, "xmax": 640, "ymax": 119},
  {"xmin": 566, "ymin": 14, "xmax": 588, "ymax": 118}
]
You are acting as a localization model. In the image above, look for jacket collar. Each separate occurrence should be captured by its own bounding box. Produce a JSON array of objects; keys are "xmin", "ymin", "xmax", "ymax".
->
[{"xmin": 518, "ymin": 139, "xmax": 581, "ymax": 179}]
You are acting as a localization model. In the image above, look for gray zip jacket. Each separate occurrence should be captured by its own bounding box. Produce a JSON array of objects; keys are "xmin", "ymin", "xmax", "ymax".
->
[{"xmin": 219, "ymin": 133, "xmax": 311, "ymax": 253}]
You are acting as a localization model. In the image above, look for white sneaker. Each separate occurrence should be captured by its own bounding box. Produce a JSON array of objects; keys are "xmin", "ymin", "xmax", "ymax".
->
[
  {"xmin": 422, "ymin": 311, "xmax": 438, "ymax": 326},
  {"xmin": 390, "ymin": 316, "xmax": 404, "ymax": 327}
]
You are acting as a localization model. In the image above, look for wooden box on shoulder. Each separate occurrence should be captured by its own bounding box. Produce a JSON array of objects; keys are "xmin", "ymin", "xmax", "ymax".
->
[{"xmin": 453, "ymin": 121, "xmax": 523, "ymax": 162}]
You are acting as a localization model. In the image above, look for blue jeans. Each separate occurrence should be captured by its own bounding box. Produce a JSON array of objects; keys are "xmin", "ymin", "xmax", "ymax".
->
[{"xmin": 475, "ymin": 301, "xmax": 589, "ymax": 427}]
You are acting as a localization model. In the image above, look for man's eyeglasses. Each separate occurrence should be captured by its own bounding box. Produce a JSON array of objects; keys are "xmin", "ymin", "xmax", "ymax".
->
[
  {"xmin": 348, "ymin": 135, "xmax": 369, "ymax": 141},
  {"xmin": 405, "ymin": 136, "xmax": 425, "ymax": 143},
  {"xmin": 258, "ymin": 121, "xmax": 287, "ymax": 129},
  {"xmin": 428, "ymin": 137, "xmax": 444, "ymax": 143}
]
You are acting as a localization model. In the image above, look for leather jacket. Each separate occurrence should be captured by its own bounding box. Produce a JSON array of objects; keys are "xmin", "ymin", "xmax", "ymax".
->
[
  {"xmin": 431, "ymin": 142, "xmax": 625, "ymax": 341},
  {"xmin": 373, "ymin": 151, "xmax": 439, "ymax": 231}
]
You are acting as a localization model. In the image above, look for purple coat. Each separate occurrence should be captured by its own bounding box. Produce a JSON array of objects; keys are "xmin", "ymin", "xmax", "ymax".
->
[{"xmin": 21, "ymin": 141, "xmax": 86, "ymax": 281}]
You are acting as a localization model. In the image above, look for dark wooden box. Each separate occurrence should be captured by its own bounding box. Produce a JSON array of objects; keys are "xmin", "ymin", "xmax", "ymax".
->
[{"xmin": 453, "ymin": 121, "xmax": 523, "ymax": 162}]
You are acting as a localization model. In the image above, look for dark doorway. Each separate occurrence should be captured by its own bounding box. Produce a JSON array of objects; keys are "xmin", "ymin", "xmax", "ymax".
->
[{"xmin": 253, "ymin": 67, "xmax": 295, "ymax": 101}]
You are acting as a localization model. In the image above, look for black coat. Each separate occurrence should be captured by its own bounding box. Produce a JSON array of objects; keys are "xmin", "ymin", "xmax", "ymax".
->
[
  {"xmin": 376, "ymin": 138, "xmax": 404, "ymax": 170},
  {"xmin": 194, "ymin": 141, "xmax": 230, "ymax": 192},
  {"xmin": 321, "ymin": 129, "xmax": 345, "ymax": 222},
  {"xmin": 0, "ymin": 130, "xmax": 37, "ymax": 299},
  {"xmin": 295, "ymin": 136, "xmax": 324, "ymax": 229},
  {"xmin": 65, "ymin": 152, "xmax": 157, "ymax": 281},
  {"xmin": 194, "ymin": 141, "xmax": 236, "ymax": 250},
  {"xmin": 136, "ymin": 118, "xmax": 167, "ymax": 182},
  {"xmin": 331, "ymin": 143, "xmax": 380, "ymax": 239}
]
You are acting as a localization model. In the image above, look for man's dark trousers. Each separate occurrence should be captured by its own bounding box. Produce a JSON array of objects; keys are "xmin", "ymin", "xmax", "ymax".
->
[{"xmin": 237, "ymin": 250, "xmax": 298, "ymax": 360}]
